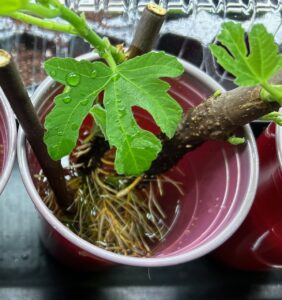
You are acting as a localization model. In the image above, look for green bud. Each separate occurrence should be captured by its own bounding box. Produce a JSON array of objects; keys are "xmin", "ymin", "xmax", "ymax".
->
[
  {"xmin": 227, "ymin": 135, "xmax": 245, "ymax": 145},
  {"xmin": 261, "ymin": 111, "xmax": 282, "ymax": 126},
  {"xmin": 213, "ymin": 90, "xmax": 222, "ymax": 97}
]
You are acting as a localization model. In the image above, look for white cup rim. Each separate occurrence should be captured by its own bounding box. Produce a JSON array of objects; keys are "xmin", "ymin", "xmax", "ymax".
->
[{"xmin": 0, "ymin": 88, "xmax": 17, "ymax": 195}]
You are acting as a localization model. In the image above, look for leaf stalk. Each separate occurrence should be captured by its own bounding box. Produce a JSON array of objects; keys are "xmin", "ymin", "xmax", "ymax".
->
[{"xmin": 8, "ymin": 11, "xmax": 78, "ymax": 34}]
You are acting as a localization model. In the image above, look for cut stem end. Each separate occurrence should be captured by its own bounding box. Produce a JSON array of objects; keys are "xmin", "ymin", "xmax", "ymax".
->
[
  {"xmin": 0, "ymin": 50, "xmax": 11, "ymax": 68},
  {"xmin": 147, "ymin": 3, "xmax": 167, "ymax": 16}
]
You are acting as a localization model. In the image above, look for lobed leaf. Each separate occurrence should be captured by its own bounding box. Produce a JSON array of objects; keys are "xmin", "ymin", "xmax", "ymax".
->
[
  {"xmin": 101, "ymin": 52, "xmax": 183, "ymax": 175},
  {"xmin": 44, "ymin": 52, "xmax": 184, "ymax": 175},
  {"xmin": 104, "ymin": 80, "xmax": 162, "ymax": 175},
  {"xmin": 248, "ymin": 24, "xmax": 282, "ymax": 82},
  {"xmin": 44, "ymin": 58, "xmax": 112, "ymax": 160},
  {"xmin": 117, "ymin": 52, "xmax": 183, "ymax": 138},
  {"xmin": 117, "ymin": 77, "xmax": 182, "ymax": 138},
  {"xmin": 210, "ymin": 22, "xmax": 282, "ymax": 86}
]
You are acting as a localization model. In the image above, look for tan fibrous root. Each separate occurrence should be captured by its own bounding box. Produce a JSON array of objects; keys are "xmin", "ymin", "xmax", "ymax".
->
[{"xmin": 36, "ymin": 139, "xmax": 184, "ymax": 257}]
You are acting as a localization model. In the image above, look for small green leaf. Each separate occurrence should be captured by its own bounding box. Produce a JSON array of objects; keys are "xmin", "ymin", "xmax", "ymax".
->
[
  {"xmin": 261, "ymin": 111, "xmax": 282, "ymax": 126},
  {"xmin": 210, "ymin": 22, "xmax": 282, "ymax": 86},
  {"xmin": 227, "ymin": 135, "xmax": 245, "ymax": 145},
  {"xmin": 117, "ymin": 52, "xmax": 183, "ymax": 138},
  {"xmin": 90, "ymin": 104, "xmax": 107, "ymax": 139},
  {"xmin": 44, "ymin": 58, "xmax": 112, "ymax": 160},
  {"xmin": 0, "ymin": 0, "xmax": 28, "ymax": 14},
  {"xmin": 260, "ymin": 85, "xmax": 282, "ymax": 103},
  {"xmin": 213, "ymin": 90, "xmax": 222, "ymax": 97},
  {"xmin": 44, "ymin": 52, "xmax": 184, "ymax": 175}
]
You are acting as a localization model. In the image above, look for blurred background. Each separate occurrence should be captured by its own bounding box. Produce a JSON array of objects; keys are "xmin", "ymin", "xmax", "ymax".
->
[{"xmin": 1, "ymin": 0, "xmax": 282, "ymax": 93}]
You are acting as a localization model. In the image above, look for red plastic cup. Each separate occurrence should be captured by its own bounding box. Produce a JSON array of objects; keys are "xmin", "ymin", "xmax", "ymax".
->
[
  {"xmin": 0, "ymin": 89, "xmax": 17, "ymax": 194},
  {"xmin": 214, "ymin": 122, "xmax": 282, "ymax": 270},
  {"xmin": 17, "ymin": 53, "xmax": 258, "ymax": 270}
]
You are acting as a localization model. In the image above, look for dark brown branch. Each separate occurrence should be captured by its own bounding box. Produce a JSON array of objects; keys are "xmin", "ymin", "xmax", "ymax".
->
[
  {"xmin": 0, "ymin": 49, "xmax": 75, "ymax": 214},
  {"xmin": 147, "ymin": 81, "xmax": 281, "ymax": 175},
  {"xmin": 127, "ymin": 3, "xmax": 166, "ymax": 59}
]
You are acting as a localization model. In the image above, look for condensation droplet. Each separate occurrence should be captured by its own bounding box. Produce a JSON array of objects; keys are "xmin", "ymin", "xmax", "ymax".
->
[
  {"xmin": 50, "ymin": 70, "xmax": 56, "ymax": 77},
  {"xmin": 63, "ymin": 96, "xmax": 72, "ymax": 104},
  {"xmin": 66, "ymin": 72, "xmax": 80, "ymax": 87},
  {"xmin": 57, "ymin": 129, "xmax": 63, "ymax": 136},
  {"xmin": 91, "ymin": 70, "xmax": 97, "ymax": 78},
  {"xmin": 80, "ymin": 99, "xmax": 88, "ymax": 106}
]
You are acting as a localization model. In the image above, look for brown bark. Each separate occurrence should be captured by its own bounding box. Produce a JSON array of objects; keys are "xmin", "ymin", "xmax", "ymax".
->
[
  {"xmin": 0, "ymin": 50, "xmax": 75, "ymax": 214},
  {"xmin": 127, "ymin": 3, "xmax": 166, "ymax": 59},
  {"xmin": 147, "ymin": 80, "xmax": 281, "ymax": 175}
]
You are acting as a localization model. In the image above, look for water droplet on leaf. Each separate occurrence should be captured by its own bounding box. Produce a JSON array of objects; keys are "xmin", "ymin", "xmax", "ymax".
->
[
  {"xmin": 91, "ymin": 70, "xmax": 97, "ymax": 78},
  {"xmin": 50, "ymin": 70, "xmax": 56, "ymax": 77},
  {"xmin": 63, "ymin": 96, "xmax": 72, "ymax": 104},
  {"xmin": 57, "ymin": 129, "xmax": 63, "ymax": 136},
  {"xmin": 66, "ymin": 72, "xmax": 80, "ymax": 87},
  {"xmin": 71, "ymin": 123, "xmax": 79, "ymax": 130},
  {"xmin": 80, "ymin": 99, "xmax": 88, "ymax": 106}
]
